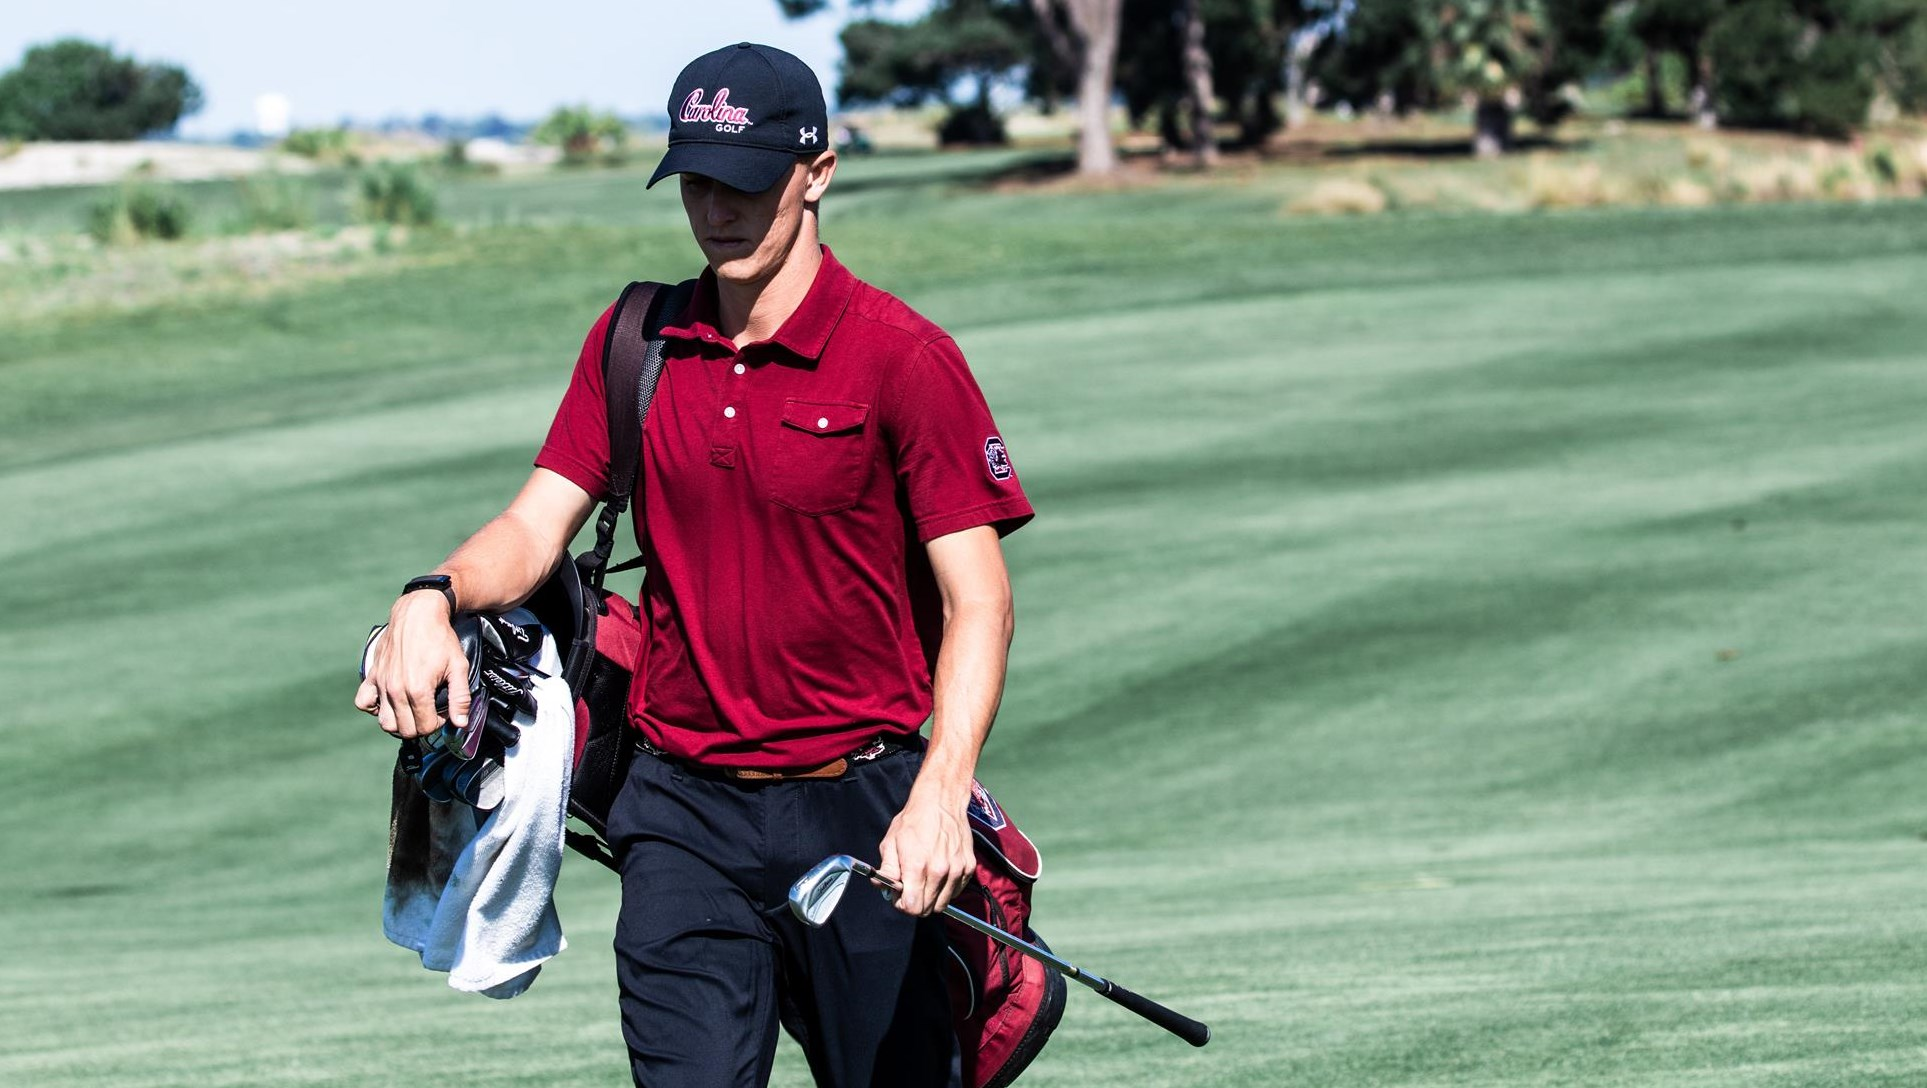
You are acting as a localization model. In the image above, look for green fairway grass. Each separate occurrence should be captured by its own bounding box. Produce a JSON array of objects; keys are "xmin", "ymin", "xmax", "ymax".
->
[{"xmin": 4, "ymin": 164, "xmax": 1927, "ymax": 1086}]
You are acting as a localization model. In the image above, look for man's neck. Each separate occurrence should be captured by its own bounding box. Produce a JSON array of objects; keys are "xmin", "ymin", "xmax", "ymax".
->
[{"xmin": 714, "ymin": 230, "xmax": 823, "ymax": 349}]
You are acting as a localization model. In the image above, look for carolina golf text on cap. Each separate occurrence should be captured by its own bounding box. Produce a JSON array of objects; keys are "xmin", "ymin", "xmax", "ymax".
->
[{"xmin": 648, "ymin": 42, "xmax": 830, "ymax": 194}]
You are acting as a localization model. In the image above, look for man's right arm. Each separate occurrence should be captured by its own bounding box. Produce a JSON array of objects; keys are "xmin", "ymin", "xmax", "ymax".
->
[{"xmin": 353, "ymin": 467, "xmax": 596, "ymax": 741}]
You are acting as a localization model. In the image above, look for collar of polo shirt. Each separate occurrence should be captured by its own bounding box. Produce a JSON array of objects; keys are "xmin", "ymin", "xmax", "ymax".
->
[{"xmin": 661, "ymin": 245, "xmax": 860, "ymax": 365}]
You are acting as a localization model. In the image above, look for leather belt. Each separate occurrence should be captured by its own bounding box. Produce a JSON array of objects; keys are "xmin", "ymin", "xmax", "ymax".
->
[{"xmin": 634, "ymin": 734, "xmax": 897, "ymax": 782}]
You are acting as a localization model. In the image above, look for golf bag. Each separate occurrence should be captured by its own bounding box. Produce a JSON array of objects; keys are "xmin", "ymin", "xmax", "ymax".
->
[
  {"xmin": 536, "ymin": 279, "xmax": 1066, "ymax": 1084},
  {"xmin": 940, "ymin": 783, "xmax": 1067, "ymax": 1088},
  {"xmin": 523, "ymin": 278, "xmax": 694, "ymax": 867}
]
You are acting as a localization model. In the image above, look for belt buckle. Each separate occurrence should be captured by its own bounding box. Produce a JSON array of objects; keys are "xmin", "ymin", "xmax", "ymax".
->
[{"xmin": 848, "ymin": 737, "xmax": 890, "ymax": 763}]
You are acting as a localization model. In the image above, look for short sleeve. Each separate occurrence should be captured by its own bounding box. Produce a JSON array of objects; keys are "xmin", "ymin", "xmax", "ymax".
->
[
  {"xmin": 883, "ymin": 336, "xmax": 1034, "ymax": 543},
  {"xmin": 533, "ymin": 303, "xmax": 618, "ymax": 499}
]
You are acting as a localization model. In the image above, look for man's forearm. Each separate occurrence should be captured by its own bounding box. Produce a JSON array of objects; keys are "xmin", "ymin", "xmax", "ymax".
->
[
  {"xmin": 429, "ymin": 509, "xmax": 568, "ymax": 615},
  {"xmin": 414, "ymin": 469, "xmax": 596, "ymax": 616},
  {"xmin": 914, "ymin": 599, "xmax": 1014, "ymax": 806}
]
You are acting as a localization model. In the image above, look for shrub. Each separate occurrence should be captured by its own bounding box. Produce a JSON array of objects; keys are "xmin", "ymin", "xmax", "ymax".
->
[
  {"xmin": 234, "ymin": 172, "xmax": 313, "ymax": 231},
  {"xmin": 356, "ymin": 161, "xmax": 437, "ymax": 226},
  {"xmin": 532, "ymin": 105, "xmax": 629, "ymax": 166},
  {"xmin": 1526, "ymin": 159, "xmax": 1610, "ymax": 208},
  {"xmin": 0, "ymin": 38, "xmax": 202, "ymax": 140},
  {"xmin": 1886, "ymin": 17, "xmax": 1927, "ymax": 114},
  {"xmin": 85, "ymin": 182, "xmax": 192, "ymax": 244},
  {"xmin": 937, "ymin": 103, "xmax": 1007, "ymax": 147},
  {"xmin": 1732, "ymin": 157, "xmax": 1820, "ymax": 201},
  {"xmin": 1684, "ymin": 140, "xmax": 1730, "ymax": 173},
  {"xmin": 1662, "ymin": 178, "xmax": 1716, "ymax": 206},
  {"xmin": 1707, "ymin": 0, "xmax": 1802, "ymax": 128},
  {"xmin": 1707, "ymin": 0, "xmax": 1879, "ymax": 137},
  {"xmin": 1819, "ymin": 160, "xmax": 1877, "ymax": 201},
  {"xmin": 1790, "ymin": 32, "xmax": 1878, "ymax": 139},
  {"xmin": 1857, "ymin": 140, "xmax": 1922, "ymax": 195},
  {"xmin": 282, "ymin": 127, "xmax": 356, "ymax": 164},
  {"xmin": 1865, "ymin": 143, "xmax": 1900, "ymax": 186},
  {"xmin": 1287, "ymin": 177, "xmax": 1389, "ymax": 215}
]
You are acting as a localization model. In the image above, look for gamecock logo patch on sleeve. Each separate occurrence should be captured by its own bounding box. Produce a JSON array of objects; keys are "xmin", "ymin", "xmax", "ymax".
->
[{"xmin": 983, "ymin": 436, "xmax": 1013, "ymax": 481}]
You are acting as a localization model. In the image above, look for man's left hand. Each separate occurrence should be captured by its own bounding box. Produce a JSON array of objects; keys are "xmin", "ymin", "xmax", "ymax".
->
[{"xmin": 875, "ymin": 788, "xmax": 973, "ymax": 917}]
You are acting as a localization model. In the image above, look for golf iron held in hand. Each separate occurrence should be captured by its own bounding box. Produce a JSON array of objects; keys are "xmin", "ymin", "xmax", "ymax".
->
[{"xmin": 789, "ymin": 854, "xmax": 1211, "ymax": 1048}]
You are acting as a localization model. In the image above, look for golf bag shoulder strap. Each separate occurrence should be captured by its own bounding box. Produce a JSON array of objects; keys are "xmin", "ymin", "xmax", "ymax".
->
[{"xmin": 579, "ymin": 278, "xmax": 697, "ymax": 587}]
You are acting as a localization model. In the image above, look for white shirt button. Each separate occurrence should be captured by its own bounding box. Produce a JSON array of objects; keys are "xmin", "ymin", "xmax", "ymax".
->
[
  {"xmin": 816, "ymin": 417, "xmax": 829, "ymax": 429},
  {"xmin": 733, "ymin": 363, "xmax": 746, "ymax": 375},
  {"xmin": 723, "ymin": 406, "xmax": 736, "ymax": 419}
]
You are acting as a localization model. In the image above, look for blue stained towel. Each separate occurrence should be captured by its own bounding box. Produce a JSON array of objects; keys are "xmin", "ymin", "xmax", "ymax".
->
[{"xmin": 379, "ymin": 611, "xmax": 574, "ymax": 998}]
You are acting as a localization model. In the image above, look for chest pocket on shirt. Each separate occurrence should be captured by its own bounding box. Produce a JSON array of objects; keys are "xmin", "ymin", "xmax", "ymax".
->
[{"xmin": 763, "ymin": 399, "xmax": 872, "ymax": 516}]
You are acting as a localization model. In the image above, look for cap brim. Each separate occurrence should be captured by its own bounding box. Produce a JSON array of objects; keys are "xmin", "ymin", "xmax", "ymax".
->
[{"xmin": 647, "ymin": 143, "xmax": 796, "ymax": 194}]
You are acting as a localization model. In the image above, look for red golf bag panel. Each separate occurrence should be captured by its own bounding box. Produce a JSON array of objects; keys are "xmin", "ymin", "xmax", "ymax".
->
[
  {"xmin": 944, "ymin": 781, "xmax": 1066, "ymax": 1088},
  {"xmin": 568, "ymin": 589, "xmax": 642, "ymax": 770}
]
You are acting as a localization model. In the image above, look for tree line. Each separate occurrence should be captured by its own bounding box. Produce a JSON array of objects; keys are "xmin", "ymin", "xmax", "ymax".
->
[
  {"xmin": 784, "ymin": 0, "xmax": 1927, "ymax": 172},
  {"xmin": 5, "ymin": 12, "xmax": 1922, "ymax": 179}
]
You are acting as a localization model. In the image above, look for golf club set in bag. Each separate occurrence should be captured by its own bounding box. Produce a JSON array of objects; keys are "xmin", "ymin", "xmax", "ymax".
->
[
  {"xmin": 358, "ymin": 609, "xmax": 545, "ymax": 812},
  {"xmin": 361, "ymin": 280, "xmax": 1209, "ymax": 1082}
]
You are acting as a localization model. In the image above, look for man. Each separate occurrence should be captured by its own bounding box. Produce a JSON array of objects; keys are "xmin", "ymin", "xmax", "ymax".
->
[{"xmin": 354, "ymin": 42, "xmax": 1033, "ymax": 1087}]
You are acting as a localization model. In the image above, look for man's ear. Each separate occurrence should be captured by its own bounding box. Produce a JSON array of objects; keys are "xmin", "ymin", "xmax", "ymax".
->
[{"xmin": 803, "ymin": 150, "xmax": 838, "ymax": 203}]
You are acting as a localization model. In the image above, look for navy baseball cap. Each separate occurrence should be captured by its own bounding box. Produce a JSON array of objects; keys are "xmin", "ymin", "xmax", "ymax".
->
[{"xmin": 648, "ymin": 43, "xmax": 830, "ymax": 194}]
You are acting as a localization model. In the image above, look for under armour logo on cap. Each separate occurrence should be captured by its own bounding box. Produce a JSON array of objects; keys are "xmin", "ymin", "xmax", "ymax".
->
[{"xmin": 799, "ymin": 127, "xmax": 819, "ymax": 145}]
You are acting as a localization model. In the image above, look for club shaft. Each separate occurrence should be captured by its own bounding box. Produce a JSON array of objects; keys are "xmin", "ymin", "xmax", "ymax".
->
[
  {"xmin": 835, "ymin": 858, "xmax": 1211, "ymax": 1047},
  {"xmin": 936, "ymin": 904, "xmax": 1098, "ymax": 987},
  {"xmin": 938, "ymin": 903, "xmax": 1211, "ymax": 1046}
]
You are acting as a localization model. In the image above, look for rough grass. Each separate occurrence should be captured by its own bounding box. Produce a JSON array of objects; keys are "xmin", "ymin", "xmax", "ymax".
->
[{"xmin": 4, "ymin": 162, "xmax": 1927, "ymax": 1087}]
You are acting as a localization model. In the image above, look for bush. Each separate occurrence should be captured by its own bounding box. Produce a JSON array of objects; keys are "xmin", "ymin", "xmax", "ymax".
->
[
  {"xmin": 1886, "ymin": 17, "xmax": 1927, "ymax": 113},
  {"xmin": 234, "ymin": 172, "xmax": 312, "ymax": 232},
  {"xmin": 1790, "ymin": 32, "xmax": 1878, "ymax": 139},
  {"xmin": 356, "ymin": 162, "xmax": 437, "ymax": 226},
  {"xmin": 282, "ymin": 127, "xmax": 357, "ymax": 164},
  {"xmin": 1707, "ymin": 0, "xmax": 1802, "ymax": 127},
  {"xmin": 0, "ymin": 38, "xmax": 202, "ymax": 140},
  {"xmin": 1287, "ymin": 177, "xmax": 1390, "ymax": 215},
  {"xmin": 1866, "ymin": 144, "xmax": 1900, "ymax": 186},
  {"xmin": 937, "ymin": 103, "xmax": 1007, "ymax": 147},
  {"xmin": 1707, "ymin": 0, "xmax": 1878, "ymax": 137},
  {"xmin": 1526, "ymin": 159, "xmax": 1611, "ymax": 208},
  {"xmin": 532, "ymin": 105, "xmax": 629, "ymax": 166},
  {"xmin": 1732, "ymin": 156, "xmax": 1821, "ymax": 201},
  {"xmin": 86, "ymin": 182, "xmax": 192, "ymax": 244}
]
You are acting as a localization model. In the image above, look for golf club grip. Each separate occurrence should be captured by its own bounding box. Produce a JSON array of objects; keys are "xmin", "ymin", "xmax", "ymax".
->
[{"xmin": 1097, "ymin": 979, "xmax": 1211, "ymax": 1047}]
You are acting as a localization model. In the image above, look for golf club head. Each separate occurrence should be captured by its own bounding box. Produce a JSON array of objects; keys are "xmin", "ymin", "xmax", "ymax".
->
[
  {"xmin": 789, "ymin": 855, "xmax": 900, "ymax": 926},
  {"xmin": 789, "ymin": 854, "xmax": 859, "ymax": 927}
]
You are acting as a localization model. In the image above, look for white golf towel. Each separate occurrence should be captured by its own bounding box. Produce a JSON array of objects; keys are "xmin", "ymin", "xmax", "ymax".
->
[{"xmin": 379, "ymin": 611, "xmax": 574, "ymax": 999}]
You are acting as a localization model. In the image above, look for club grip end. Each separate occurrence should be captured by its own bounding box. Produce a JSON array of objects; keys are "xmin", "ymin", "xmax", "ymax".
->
[{"xmin": 1099, "ymin": 980, "xmax": 1211, "ymax": 1047}]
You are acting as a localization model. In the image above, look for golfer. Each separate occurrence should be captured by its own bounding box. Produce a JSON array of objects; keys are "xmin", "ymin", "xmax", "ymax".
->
[{"xmin": 355, "ymin": 42, "xmax": 1032, "ymax": 1087}]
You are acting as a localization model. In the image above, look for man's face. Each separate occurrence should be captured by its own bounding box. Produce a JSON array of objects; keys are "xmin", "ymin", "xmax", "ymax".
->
[{"xmin": 680, "ymin": 154, "xmax": 827, "ymax": 285}]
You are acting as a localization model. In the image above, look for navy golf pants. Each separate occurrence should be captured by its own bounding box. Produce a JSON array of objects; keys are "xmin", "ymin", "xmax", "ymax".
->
[{"xmin": 608, "ymin": 743, "xmax": 961, "ymax": 1088}]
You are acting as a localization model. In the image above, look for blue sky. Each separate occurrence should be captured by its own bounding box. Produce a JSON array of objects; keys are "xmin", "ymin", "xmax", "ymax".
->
[{"xmin": 0, "ymin": 2, "xmax": 916, "ymax": 138}]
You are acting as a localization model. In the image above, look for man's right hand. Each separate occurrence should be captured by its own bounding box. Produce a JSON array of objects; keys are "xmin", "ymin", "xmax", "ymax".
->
[{"xmin": 354, "ymin": 589, "xmax": 472, "ymax": 741}]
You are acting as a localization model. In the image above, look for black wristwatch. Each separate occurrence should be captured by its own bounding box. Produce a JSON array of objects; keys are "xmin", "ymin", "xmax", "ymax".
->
[{"xmin": 401, "ymin": 574, "xmax": 457, "ymax": 613}]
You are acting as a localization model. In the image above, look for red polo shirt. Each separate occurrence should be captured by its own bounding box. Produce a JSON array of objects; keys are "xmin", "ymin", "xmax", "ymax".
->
[{"xmin": 535, "ymin": 247, "xmax": 1033, "ymax": 768}]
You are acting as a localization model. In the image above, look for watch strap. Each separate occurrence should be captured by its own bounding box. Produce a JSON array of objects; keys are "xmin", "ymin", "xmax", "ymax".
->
[{"xmin": 401, "ymin": 575, "xmax": 456, "ymax": 613}]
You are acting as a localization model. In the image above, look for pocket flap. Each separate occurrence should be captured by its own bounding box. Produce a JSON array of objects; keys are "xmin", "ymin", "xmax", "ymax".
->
[{"xmin": 781, "ymin": 399, "xmax": 868, "ymax": 436}]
